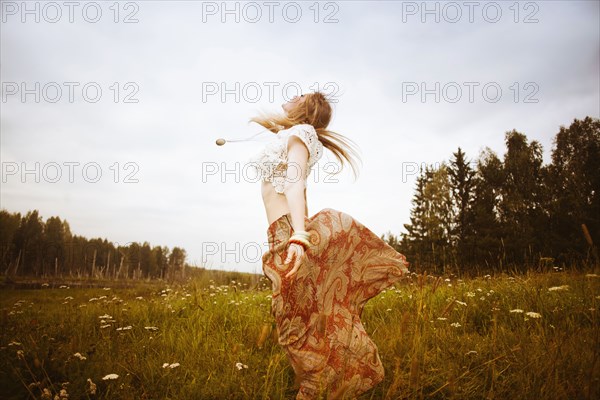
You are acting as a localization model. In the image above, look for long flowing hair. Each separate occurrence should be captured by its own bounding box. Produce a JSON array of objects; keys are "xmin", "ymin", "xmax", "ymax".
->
[{"xmin": 249, "ymin": 91, "xmax": 361, "ymax": 180}]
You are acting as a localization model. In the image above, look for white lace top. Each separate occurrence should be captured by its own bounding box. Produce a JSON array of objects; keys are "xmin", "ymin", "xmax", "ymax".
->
[{"xmin": 247, "ymin": 124, "xmax": 324, "ymax": 194}]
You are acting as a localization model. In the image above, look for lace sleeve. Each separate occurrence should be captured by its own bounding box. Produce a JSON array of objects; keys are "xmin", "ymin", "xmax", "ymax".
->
[{"xmin": 286, "ymin": 124, "xmax": 323, "ymax": 168}]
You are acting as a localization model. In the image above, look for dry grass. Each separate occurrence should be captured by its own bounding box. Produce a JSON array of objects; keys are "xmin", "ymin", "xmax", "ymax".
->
[{"xmin": 1, "ymin": 271, "xmax": 598, "ymax": 399}]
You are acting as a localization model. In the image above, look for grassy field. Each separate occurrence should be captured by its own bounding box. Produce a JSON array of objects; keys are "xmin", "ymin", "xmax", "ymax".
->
[{"xmin": 1, "ymin": 271, "xmax": 599, "ymax": 399}]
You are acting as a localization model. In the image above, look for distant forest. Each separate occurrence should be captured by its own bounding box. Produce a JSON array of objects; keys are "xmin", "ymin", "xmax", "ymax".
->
[
  {"xmin": 385, "ymin": 116, "xmax": 599, "ymax": 274},
  {"xmin": 1, "ymin": 117, "xmax": 598, "ymax": 279},
  {"xmin": 0, "ymin": 209, "xmax": 189, "ymax": 281}
]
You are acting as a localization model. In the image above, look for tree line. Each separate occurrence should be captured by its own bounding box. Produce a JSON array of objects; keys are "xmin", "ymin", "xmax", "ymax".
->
[
  {"xmin": 386, "ymin": 116, "xmax": 600, "ymax": 274},
  {"xmin": 2, "ymin": 116, "xmax": 598, "ymax": 279},
  {"xmin": 0, "ymin": 209, "xmax": 188, "ymax": 280}
]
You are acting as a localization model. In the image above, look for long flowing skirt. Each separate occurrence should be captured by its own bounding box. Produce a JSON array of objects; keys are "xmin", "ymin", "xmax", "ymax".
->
[{"xmin": 262, "ymin": 208, "xmax": 410, "ymax": 399}]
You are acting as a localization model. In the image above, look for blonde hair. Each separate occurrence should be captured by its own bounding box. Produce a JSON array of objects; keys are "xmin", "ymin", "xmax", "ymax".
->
[{"xmin": 249, "ymin": 91, "xmax": 361, "ymax": 180}]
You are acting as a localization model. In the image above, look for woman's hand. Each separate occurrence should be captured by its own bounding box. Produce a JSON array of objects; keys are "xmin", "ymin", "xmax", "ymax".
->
[{"xmin": 284, "ymin": 242, "xmax": 305, "ymax": 278}]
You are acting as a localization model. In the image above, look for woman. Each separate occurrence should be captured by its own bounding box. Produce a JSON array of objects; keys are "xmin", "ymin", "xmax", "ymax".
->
[{"xmin": 248, "ymin": 91, "xmax": 410, "ymax": 399}]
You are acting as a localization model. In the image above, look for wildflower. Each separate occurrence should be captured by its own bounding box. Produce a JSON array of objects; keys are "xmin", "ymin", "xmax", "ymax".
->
[
  {"xmin": 98, "ymin": 314, "xmax": 113, "ymax": 319},
  {"xmin": 42, "ymin": 283, "xmax": 49, "ymax": 287},
  {"xmin": 87, "ymin": 379, "xmax": 97, "ymax": 395},
  {"xmin": 103, "ymin": 287, "xmax": 111, "ymax": 290},
  {"xmin": 450, "ymin": 322, "xmax": 461, "ymax": 328},
  {"xmin": 466, "ymin": 292, "xmax": 475, "ymax": 297},
  {"xmin": 64, "ymin": 296, "xmax": 74, "ymax": 301},
  {"xmin": 57, "ymin": 388, "xmax": 68, "ymax": 398},
  {"xmin": 235, "ymin": 362, "xmax": 248, "ymax": 370},
  {"xmin": 135, "ymin": 296, "xmax": 143, "ymax": 300},
  {"xmin": 16, "ymin": 349, "xmax": 25, "ymax": 358},
  {"xmin": 41, "ymin": 388, "xmax": 52, "ymax": 399},
  {"xmin": 144, "ymin": 326, "xmax": 159, "ymax": 331},
  {"xmin": 465, "ymin": 350, "xmax": 477, "ymax": 356},
  {"xmin": 437, "ymin": 317, "xmax": 447, "ymax": 321},
  {"xmin": 100, "ymin": 324, "xmax": 111, "ymax": 329},
  {"xmin": 59, "ymin": 285, "xmax": 68, "ymax": 289},
  {"xmin": 116, "ymin": 326, "xmax": 132, "ymax": 331},
  {"xmin": 169, "ymin": 363, "xmax": 180, "ymax": 368},
  {"xmin": 456, "ymin": 300, "xmax": 467, "ymax": 307},
  {"xmin": 510, "ymin": 309, "xmax": 524, "ymax": 313},
  {"xmin": 525, "ymin": 312, "xmax": 542, "ymax": 319},
  {"xmin": 548, "ymin": 285, "xmax": 570, "ymax": 292},
  {"xmin": 8, "ymin": 341, "xmax": 22, "ymax": 346},
  {"xmin": 162, "ymin": 363, "xmax": 169, "ymax": 368},
  {"xmin": 386, "ymin": 308, "xmax": 392, "ymax": 312},
  {"xmin": 102, "ymin": 374, "xmax": 119, "ymax": 380},
  {"xmin": 89, "ymin": 298, "xmax": 99, "ymax": 302},
  {"xmin": 73, "ymin": 352, "xmax": 87, "ymax": 361}
]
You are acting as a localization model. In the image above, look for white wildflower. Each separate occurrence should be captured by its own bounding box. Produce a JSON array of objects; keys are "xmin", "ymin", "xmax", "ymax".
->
[
  {"xmin": 510, "ymin": 309, "xmax": 524, "ymax": 313},
  {"xmin": 525, "ymin": 311, "xmax": 542, "ymax": 319},
  {"xmin": 144, "ymin": 326, "xmax": 159, "ymax": 331},
  {"xmin": 235, "ymin": 362, "xmax": 248, "ymax": 370},
  {"xmin": 450, "ymin": 322, "xmax": 461, "ymax": 328},
  {"xmin": 87, "ymin": 378, "xmax": 97, "ymax": 395},
  {"xmin": 73, "ymin": 352, "xmax": 87, "ymax": 361},
  {"xmin": 98, "ymin": 315, "xmax": 113, "ymax": 319},
  {"xmin": 102, "ymin": 374, "xmax": 119, "ymax": 380},
  {"xmin": 548, "ymin": 285, "xmax": 570, "ymax": 292},
  {"xmin": 456, "ymin": 300, "xmax": 467, "ymax": 307},
  {"xmin": 116, "ymin": 326, "xmax": 132, "ymax": 331}
]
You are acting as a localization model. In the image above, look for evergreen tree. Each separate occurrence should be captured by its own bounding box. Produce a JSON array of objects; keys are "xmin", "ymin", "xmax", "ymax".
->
[{"xmin": 448, "ymin": 147, "xmax": 476, "ymax": 270}]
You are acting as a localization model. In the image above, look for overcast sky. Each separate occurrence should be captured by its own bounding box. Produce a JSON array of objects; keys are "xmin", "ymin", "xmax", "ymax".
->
[{"xmin": 1, "ymin": 0, "xmax": 599, "ymax": 274}]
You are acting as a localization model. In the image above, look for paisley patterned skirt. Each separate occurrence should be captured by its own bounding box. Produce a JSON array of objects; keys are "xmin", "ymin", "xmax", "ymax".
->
[{"xmin": 262, "ymin": 208, "xmax": 410, "ymax": 399}]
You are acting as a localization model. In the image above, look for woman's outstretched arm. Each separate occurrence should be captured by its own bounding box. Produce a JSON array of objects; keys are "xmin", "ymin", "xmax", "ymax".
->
[
  {"xmin": 282, "ymin": 135, "xmax": 310, "ymax": 278},
  {"xmin": 284, "ymin": 135, "xmax": 309, "ymax": 232}
]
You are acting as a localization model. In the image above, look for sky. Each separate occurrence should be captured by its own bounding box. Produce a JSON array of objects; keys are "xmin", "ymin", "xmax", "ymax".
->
[{"xmin": 1, "ymin": 0, "xmax": 599, "ymax": 275}]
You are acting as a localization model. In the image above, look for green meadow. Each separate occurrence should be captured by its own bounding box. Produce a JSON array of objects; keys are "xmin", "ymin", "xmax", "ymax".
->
[{"xmin": 1, "ymin": 271, "xmax": 598, "ymax": 399}]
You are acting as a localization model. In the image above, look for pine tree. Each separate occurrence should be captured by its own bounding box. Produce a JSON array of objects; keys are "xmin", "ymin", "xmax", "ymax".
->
[{"xmin": 448, "ymin": 147, "xmax": 476, "ymax": 270}]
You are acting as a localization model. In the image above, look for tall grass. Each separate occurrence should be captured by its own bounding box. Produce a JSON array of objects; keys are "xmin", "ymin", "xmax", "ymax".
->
[{"xmin": 1, "ymin": 271, "xmax": 598, "ymax": 399}]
